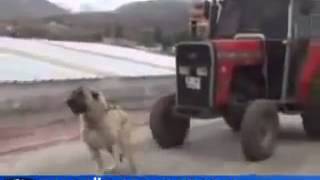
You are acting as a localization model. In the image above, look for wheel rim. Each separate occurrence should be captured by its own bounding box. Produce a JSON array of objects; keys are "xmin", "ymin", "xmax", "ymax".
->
[
  {"xmin": 259, "ymin": 117, "xmax": 275, "ymax": 150},
  {"xmin": 260, "ymin": 126, "xmax": 273, "ymax": 149}
]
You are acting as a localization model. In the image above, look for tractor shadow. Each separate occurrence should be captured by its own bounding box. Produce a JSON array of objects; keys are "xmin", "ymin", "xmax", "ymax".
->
[
  {"xmin": 180, "ymin": 120, "xmax": 245, "ymax": 161},
  {"xmin": 184, "ymin": 116, "xmax": 310, "ymax": 156},
  {"xmin": 132, "ymin": 116, "xmax": 317, "ymax": 174},
  {"xmin": 184, "ymin": 119, "xmax": 313, "ymax": 173}
]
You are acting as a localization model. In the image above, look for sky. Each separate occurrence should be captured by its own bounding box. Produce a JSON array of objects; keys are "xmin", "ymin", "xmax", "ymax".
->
[{"xmin": 48, "ymin": 0, "xmax": 148, "ymax": 12}]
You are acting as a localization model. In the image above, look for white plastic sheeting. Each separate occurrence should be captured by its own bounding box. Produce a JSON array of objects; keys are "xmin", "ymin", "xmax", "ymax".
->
[
  {"xmin": 0, "ymin": 53, "xmax": 97, "ymax": 82},
  {"xmin": 43, "ymin": 40, "xmax": 176, "ymax": 69},
  {"xmin": 0, "ymin": 37, "xmax": 176, "ymax": 82}
]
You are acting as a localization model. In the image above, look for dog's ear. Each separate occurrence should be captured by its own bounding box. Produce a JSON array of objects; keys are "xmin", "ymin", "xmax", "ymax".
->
[
  {"xmin": 66, "ymin": 98, "xmax": 78, "ymax": 115},
  {"xmin": 91, "ymin": 91, "xmax": 99, "ymax": 100},
  {"xmin": 78, "ymin": 86, "xmax": 85, "ymax": 91},
  {"xmin": 80, "ymin": 86, "xmax": 93, "ymax": 101}
]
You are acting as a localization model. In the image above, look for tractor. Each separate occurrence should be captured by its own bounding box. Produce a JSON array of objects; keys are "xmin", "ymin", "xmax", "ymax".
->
[{"xmin": 149, "ymin": 0, "xmax": 320, "ymax": 161}]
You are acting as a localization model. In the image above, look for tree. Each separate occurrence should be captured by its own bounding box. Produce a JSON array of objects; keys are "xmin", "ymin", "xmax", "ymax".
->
[
  {"xmin": 174, "ymin": 30, "xmax": 191, "ymax": 43},
  {"xmin": 160, "ymin": 29, "xmax": 191, "ymax": 52},
  {"xmin": 139, "ymin": 29, "xmax": 155, "ymax": 47},
  {"xmin": 114, "ymin": 24, "xmax": 124, "ymax": 39},
  {"xmin": 161, "ymin": 35, "xmax": 174, "ymax": 52},
  {"xmin": 104, "ymin": 26, "xmax": 112, "ymax": 37},
  {"xmin": 153, "ymin": 26, "xmax": 163, "ymax": 43}
]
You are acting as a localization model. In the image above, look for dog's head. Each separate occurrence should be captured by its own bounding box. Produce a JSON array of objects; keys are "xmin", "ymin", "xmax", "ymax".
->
[
  {"xmin": 66, "ymin": 86, "xmax": 103, "ymax": 114},
  {"xmin": 66, "ymin": 87, "xmax": 88, "ymax": 115}
]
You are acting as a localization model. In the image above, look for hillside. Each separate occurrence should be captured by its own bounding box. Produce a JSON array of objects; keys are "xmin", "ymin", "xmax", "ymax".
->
[
  {"xmin": 0, "ymin": 0, "xmax": 68, "ymax": 20},
  {"xmin": 43, "ymin": 0, "xmax": 192, "ymax": 36},
  {"xmin": 5, "ymin": 0, "xmax": 194, "ymax": 47},
  {"xmin": 115, "ymin": 0, "xmax": 192, "ymax": 34}
]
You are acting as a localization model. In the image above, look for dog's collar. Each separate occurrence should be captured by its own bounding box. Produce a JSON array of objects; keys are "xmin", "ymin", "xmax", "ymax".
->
[{"xmin": 105, "ymin": 104, "xmax": 119, "ymax": 112}]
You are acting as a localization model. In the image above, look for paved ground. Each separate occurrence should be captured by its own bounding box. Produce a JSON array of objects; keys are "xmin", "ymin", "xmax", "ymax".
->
[{"xmin": 1, "ymin": 112, "xmax": 320, "ymax": 175}]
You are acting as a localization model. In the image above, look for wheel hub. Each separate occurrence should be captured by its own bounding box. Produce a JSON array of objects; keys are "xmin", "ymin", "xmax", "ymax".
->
[{"xmin": 260, "ymin": 123, "xmax": 273, "ymax": 149}]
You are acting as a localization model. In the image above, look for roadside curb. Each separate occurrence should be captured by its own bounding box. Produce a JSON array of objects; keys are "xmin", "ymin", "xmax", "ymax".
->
[
  {"xmin": 0, "ymin": 76, "xmax": 175, "ymax": 116},
  {"xmin": 0, "ymin": 135, "xmax": 80, "ymax": 156},
  {"xmin": 0, "ymin": 117, "xmax": 81, "ymax": 156}
]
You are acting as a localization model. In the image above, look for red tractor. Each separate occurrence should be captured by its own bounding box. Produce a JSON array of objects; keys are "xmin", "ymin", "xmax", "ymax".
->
[{"xmin": 149, "ymin": 0, "xmax": 320, "ymax": 161}]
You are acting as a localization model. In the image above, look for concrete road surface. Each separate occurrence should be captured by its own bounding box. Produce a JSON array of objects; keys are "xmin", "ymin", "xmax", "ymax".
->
[{"xmin": 2, "ymin": 114, "xmax": 320, "ymax": 175}]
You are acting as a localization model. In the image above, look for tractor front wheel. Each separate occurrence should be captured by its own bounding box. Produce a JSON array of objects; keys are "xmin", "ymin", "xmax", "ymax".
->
[
  {"xmin": 150, "ymin": 94, "xmax": 190, "ymax": 149},
  {"xmin": 241, "ymin": 100, "xmax": 279, "ymax": 161}
]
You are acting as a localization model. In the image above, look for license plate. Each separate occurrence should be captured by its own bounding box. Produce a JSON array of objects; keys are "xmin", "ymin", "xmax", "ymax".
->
[{"xmin": 185, "ymin": 76, "xmax": 201, "ymax": 90}]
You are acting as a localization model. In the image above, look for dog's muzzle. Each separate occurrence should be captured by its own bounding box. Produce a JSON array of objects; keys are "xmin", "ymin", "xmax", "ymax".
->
[{"xmin": 66, "ymin": 98, "xmax": 87, "ymax": 114}]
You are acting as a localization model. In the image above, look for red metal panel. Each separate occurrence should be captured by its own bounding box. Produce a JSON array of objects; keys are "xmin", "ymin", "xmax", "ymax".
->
[
  {"xmin": 298, "ymin": 41, "xmax": 320, "ymax": 105},
  {"xmin": 212, "ymin": 39, "xmax": 264, "ymax": 106}
]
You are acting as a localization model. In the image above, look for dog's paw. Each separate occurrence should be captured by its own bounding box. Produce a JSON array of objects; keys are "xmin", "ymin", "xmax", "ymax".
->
[
  {"xmin": 103, "ymin": 168, "xmax": 118, "ymax": 175},
  {"xmin": 102, "ymin": 165, "xmax": 117, "ymax": 174},
  {"xmin": 102, "ymin": 169, "xmax": 113, "ymax": 174},
  {"xmin": 131, "ymin": 167, "xmax": 138, "ymax": 175},
  {"xmin": 96, "ymin": 169, "xmax": 105, "ymax": 175},
  {"xmin": 119, "ymin": 153, "xmax": 124, "ymax": 163}
]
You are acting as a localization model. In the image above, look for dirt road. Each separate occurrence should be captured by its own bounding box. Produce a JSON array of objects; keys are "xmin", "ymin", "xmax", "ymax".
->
[{"xmin": 1, "ymin": 111, "xmax": 320, "ymax": 175}]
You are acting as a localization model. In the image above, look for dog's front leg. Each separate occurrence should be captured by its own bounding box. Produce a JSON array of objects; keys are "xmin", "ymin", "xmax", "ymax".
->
[
  {"xmin": 119, "ymin": 138, "xmax": 137, "ymax": 174},
  {"xmin": 122, "ymin": 144, "xmax": 137, "ymax": 174},
  {"xmin": 88, "ymin": 146, "xmax": 104, "ymax": 174},
  {"xmin": 105, "ymin": 145, "xmax": 121, "ymax": 172}
]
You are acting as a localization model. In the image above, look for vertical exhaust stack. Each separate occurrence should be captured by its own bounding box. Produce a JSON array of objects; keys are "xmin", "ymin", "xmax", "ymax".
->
[
  {"xmin": 209, "ymin": 0, "xmax": 220, "ymax": 38},
  {"xmin": 190, "ymin": 20, "xmax": 198, "ymax": 39}
]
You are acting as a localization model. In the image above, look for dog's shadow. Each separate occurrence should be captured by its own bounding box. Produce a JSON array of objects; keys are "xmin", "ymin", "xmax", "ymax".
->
[
  {"xmin": 104, "ymin": 165, "xmax": 133, "ymax": 175},
  {"xmin": 95, "ymin": 152, "xmax": 135, "ymax": 175}
]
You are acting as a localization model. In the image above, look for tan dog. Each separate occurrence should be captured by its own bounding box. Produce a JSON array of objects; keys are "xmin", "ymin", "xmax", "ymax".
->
[{"xmin": 66, "ymin": 86, "xmax": 137, "ymax": 174}]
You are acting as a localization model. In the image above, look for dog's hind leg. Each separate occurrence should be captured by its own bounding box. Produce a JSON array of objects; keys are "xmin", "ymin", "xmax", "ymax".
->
[
  {"xmin": 88, "ymin": 146, "xmax": 104, "ymax": 174},
  {"xmin": 121, "ymin": 142, "xmax": 137, "ymax": 174}
]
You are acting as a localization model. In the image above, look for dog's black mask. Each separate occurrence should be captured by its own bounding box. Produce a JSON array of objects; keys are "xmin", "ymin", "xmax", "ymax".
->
[{"xmin": 66, "ymin": 87, "xmax": 88, "ymax": 115}]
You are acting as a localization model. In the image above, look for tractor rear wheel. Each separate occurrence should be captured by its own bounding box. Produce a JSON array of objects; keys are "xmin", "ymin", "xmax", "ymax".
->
[
  {"xmin": 241, "ymin": 100, "xmax": 279, "ymax": 161},
  {"xmin": 302, "ymin": 103, "xmax": 320, "ymax": 139},
  {"xmin": 150, "ymin": 94, "xmax": 190, "ymax": 149}
]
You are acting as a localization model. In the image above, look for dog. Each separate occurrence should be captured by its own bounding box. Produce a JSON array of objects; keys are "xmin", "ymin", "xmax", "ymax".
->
[{"xmin": 66, "ymin": 86, "xmax": 137, "ymax": 174}]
